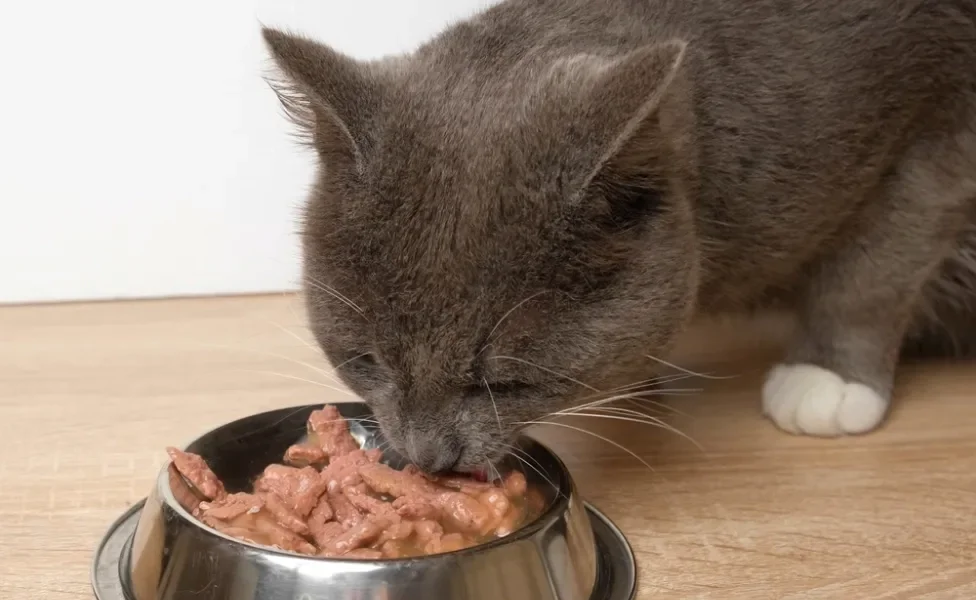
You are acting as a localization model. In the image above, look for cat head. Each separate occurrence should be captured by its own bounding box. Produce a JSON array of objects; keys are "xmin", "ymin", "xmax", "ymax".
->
[{"xmin": 262, "ymin": 26, "xmax": 700, "ymax": 473}]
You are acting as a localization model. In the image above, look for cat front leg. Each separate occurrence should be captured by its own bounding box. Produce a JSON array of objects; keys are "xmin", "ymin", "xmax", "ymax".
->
[{"xmin": 761, "ymin": 128, "xmax": 976, "ymax": 437}]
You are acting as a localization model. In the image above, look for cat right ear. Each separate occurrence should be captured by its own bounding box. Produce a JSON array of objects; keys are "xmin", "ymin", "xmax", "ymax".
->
[{"xmin": 261, "ymin": 28, "xmax": 378, "ymax": 172}]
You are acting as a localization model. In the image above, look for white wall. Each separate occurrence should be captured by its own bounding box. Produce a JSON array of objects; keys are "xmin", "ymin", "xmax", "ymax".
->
[{"xmin": 0, "ymin": 0, "xmax": 496, "ymax": 304}]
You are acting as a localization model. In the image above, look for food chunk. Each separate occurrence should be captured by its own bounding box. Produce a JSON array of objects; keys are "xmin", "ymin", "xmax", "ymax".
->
[
  {"xmin": 503, "ymin": 471, "xmax": 528, "ymax": 498},
  {"xmin": 198, "ymin": 492, "xmax": 262, "ymax": 521},
  {"xmin": 320, "ymin": 448, "xmax": 379, "ymax": 493},
  {"xmin": 254, "ymin": 464, "xmax": 327, "ymax": 518},
  {"xmin": 307, "ymin": 405, "xmax": 361, "ymax": 457},
  {"xmin": 318, "ymin": 517, "xmax": 389, "ymax": 557},
  {"xmin": 167, "ymin": 447, "xmax": 226, "ymax": 501},
  {"xmin": 479, "ymin": 488, "xmax": 512, "ymax": 519},
  {"xmin": 198, "ymin": 499, "xmax": 316, "ymax": 555},
  {"xmin": 329, "ymin": 489, "xmax": 364, "ymax": 529},
  {"xmin": 359, "ymin": 462, "xmax": 494, "ymax": 534},
  {"xmin": 260, "ymin": 491, "xmax": 310, "ymax": 536},
  {"xmin": 284, "ymin": 443, "xmax": 327, "ymax": 467}
]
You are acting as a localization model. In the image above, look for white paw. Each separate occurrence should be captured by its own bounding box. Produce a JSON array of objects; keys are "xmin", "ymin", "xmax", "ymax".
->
[{"xmin": 761, "ymin": 363, "xmax": 888, "ymax": 436}]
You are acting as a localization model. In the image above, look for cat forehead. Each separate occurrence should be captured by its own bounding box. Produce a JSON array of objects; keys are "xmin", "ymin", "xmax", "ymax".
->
[
  {"xmin": 363, "ymin": 106, "xmax": 581, "ymax": 213},
  {"xmin": 370, "ymin": 58, "xmax": 585, "ymax": 161},
  {"xmin": 322, "ymin": 162, "xmax": 562, "ymax": 308},
  {"xmin": 360, "ymin": 115, "xmax": 566, "ymax": 219}
]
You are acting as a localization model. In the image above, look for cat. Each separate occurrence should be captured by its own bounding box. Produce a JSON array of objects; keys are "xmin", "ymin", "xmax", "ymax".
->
[{"xmin": 261, "ymin": 0, "xmax": 976, "ymax": 473}]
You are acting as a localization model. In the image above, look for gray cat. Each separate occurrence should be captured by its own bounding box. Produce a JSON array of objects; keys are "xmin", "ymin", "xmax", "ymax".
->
[{"xmin": 262, "ymin": 0, "xmax": 976, "ymax": 473}]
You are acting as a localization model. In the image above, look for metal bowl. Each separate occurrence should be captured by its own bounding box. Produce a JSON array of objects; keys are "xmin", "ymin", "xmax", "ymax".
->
[{"xmin": 92, "ymin": 403, "xmax": 636, "ymax": 600}]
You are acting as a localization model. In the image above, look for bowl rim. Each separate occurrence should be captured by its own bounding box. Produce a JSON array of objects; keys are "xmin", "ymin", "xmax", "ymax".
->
[{"xmin": 156, "ymin": 401, "xmax": 578, "ymax": 564}]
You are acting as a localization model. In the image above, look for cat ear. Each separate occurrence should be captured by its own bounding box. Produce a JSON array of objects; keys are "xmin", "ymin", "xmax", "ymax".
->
[
  {"xmin": 261, "ymin": 28, "xmax": 379, "ymax": 172},
  {"xmin": 564, "ymin": 41, "xmax": 693, "ymax": 227}
]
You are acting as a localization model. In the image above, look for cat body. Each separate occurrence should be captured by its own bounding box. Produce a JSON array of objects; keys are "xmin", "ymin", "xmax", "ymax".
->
[{"xmin": 263, "ymin": 0, "xmax": 976, "ymax": 471}]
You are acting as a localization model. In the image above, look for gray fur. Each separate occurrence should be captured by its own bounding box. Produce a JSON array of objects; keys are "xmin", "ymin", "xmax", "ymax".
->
[{"xmin": 262, "ymin": 0, "xmax": 976, "ymax": 472}]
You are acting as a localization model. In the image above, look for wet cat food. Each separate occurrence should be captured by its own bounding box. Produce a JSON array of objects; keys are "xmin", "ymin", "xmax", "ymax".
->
[{"xmin": 167, "ymin": 405, "xmax": 543, "ymax": 558}]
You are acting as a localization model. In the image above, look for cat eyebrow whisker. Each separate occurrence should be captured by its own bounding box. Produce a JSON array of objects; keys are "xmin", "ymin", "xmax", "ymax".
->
[{"xmin": 488, "ymin": 355, "xmax": 600, "ymax": 392}]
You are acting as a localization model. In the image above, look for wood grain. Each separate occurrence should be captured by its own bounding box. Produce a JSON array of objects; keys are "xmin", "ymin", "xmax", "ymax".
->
[{"xmin": 1, "ymin": 295, "xmax": 974, "ymax": 599}]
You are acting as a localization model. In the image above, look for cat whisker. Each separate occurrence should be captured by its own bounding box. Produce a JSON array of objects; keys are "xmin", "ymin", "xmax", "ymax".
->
[
  {"xmin": 374, "ymin": 438, "xmax": 394, "ymax": 458},
  {"xmin": 198, "ymin": 342, "xmax": 343, "ymax": 385},
  {"xmin": 643, "ymin": 354, "xmax": 736, "ymax": 380},
  {"xmin": 240, "ymin": 369, "xmax": 357, "ymax": 397},
  {"xmin": 608, "ymin": 373, "xmax": 697, "ymax": 394},
  {"xmin": 332, "ymin": 352, "xmax": 372, "ymax": 371},
  {"xmin": 484, "ymin": 378, "xmax": 503, "ymax": 434},
  {"xmin": 502, "ymin": 442, "xmax": 545, "ymax": 475},
  {"xmin": 268, "ymin": 320, "xmax": 320, "ymax": 355},
  {"xmin": 566, "ymin": 388, "xmax": 703, "ymax": 417},
  {"xmin": 502, "ymin": 443, "xmax": 563, "ymax": 495},
  {"xmin": 304, "ymin": 276, "xmax": 368, "ymax": 319},
  {"xmin": 580, "ymin": 387, "xmax": 703, "ymax": 402},
  {"xmin": 408, "ymin": 429, "xmax": 419, "ymax": 466},
  {"xmin": 489, "ymin": 356, "xmax": 599, "ymax": 392},
  {"xmin": 514, "ymin": 420, "xmax": 656, "ymax": 473},
  {"xmin": 210, "ymin": 408, "xmax": 311, "ymax": 451},
  {"xmin": 622, "ymin": 398, "xmax": 692, "ymax": 419},
  {"xmin": 485, "ymin": 459, "xmax": 502, "ymax": 485},
  {"xmin": 573, "ymin": 405, "xmax": 668, "ymax": 421},
  {"xmin": 551, "ymin": 407, "xmax": 703, "ymax": 451},
  {"xmin": 568, "ymin": 374, "xmax": 697, "ymax": 406},
  {"xmin": 285, "ymin": 291, "xmax": 307, "ymax": 320},
  {"xmin": 304, "ymin": 275, "xmax": 364, "ymax": 312},
  {"xmin": 615, "ymin": 399, "xmax": 675, "ymax": 416}
]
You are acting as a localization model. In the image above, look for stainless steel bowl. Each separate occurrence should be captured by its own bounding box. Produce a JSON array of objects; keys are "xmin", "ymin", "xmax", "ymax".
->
[{"xmin": 92, "ymin": 403, "xmax": 636, "ymax": 600}]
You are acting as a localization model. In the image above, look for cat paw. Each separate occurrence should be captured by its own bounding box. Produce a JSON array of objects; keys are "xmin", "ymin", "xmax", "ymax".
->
[{"xmin": 761, "ymin": 363, "xmax": 888, "ymax": 436}]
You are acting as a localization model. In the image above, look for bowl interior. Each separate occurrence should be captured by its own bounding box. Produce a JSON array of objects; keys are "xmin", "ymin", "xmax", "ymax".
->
[{"xmin": 175, "ymin": 403, "xmax": 568, "ymax": 543}]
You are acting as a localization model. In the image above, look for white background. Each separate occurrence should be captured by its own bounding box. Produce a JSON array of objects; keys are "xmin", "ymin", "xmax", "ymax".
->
[{"xmin": 0, "ymin": 0, "xmax": 495, "ymax": 304}]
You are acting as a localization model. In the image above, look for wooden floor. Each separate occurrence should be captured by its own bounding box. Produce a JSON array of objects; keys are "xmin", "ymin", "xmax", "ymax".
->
[{"xmin": 1, "ymin": 295, "xmax": 974, "ymax": 599}]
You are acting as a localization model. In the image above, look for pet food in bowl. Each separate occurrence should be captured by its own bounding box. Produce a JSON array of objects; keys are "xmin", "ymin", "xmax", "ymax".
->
[
  {"xmin": 167, "ymin": 405, "xmax": 544, "ymax": 559},
  {"xmin": 91, "ymin": 402, "xmax": 636, "ymax": 600}
]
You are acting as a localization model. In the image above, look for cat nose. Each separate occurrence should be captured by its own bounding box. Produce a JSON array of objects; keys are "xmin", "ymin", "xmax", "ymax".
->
[{"xmin": 405, "ymin": 434, "xmax": 462, "ymax": 473}]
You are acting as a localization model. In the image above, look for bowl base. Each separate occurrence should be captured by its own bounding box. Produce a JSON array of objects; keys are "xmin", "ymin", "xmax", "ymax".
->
[
  {"xmin": 92, "ymin": 500, "xmax": 635, "ymax": 600},
  {"xmin": 91, "ymin": 500, "xmax": 142, "ymax": 600}
]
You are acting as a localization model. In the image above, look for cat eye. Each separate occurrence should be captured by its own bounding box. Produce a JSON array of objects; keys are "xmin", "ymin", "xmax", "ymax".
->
[{"xmin": 600, "ymin": 179, "xmax": 664, "ymax": 230}]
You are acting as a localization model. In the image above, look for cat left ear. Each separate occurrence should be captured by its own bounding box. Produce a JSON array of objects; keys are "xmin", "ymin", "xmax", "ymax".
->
[{"xmin": 565, "ymin": 41, "xmax": 694, "ymax": 226}]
